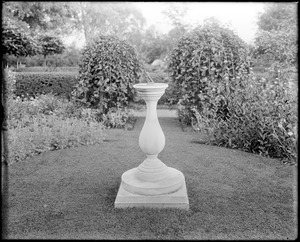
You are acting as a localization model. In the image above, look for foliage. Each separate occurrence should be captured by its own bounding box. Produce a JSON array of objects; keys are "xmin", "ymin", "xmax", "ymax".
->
[
  {"xmin": 253, "ymin": 3, "xmax": 297, "ymax": 70},
  {"xmin": 57, "ymin": 45, "xmax": 82, "ymax": 67},
  {"xmin": 5, "ymin": 45, "xmax": 82, "ymax": 68},
  {"xmin": 7, "ymin": 69, "xmax": 135, "ymax": 133},
  {"xmin": 7, "ymin": 113, "xmax": 105, "ymax": 164},
  {"xmin": 15, "ymin": 66, "xmax": 78, "ymax": 73},
  {"xmin": 2, "ymin": 17, "xmax": 41, "ymax": 58},
  {"xmin": 257, "ymin": 3, "xmax": 297, "ymax": 32},
  {"xmin": 102, "ymin": 107, "xmax": 136, "ymax": 130},
  {"xmin": 4, "ymin": 71, "xmax": 105, "ymax": 165},
  {"xmin": 162, "ymin": 3, "xmax": 190, "ymax": 53},
  {"xmin": 163, "ymin": 3, "xmax": 188, "ymax": 30},
  {"xmin": 72, "ymin": 35, "xmax": 142, "ymax": 114},
  {"xmin": 168, "ymin": 23, "xmax": 251, "ymax": 124},
  {"xmin": 7, "ymin": 94, "xmax": 75, "ymax": 123},
  {"xmin": 68, "ymin": 2, "xmax": 146, "ymax": 44},
  {"xmin": 146, "ymin": 71, "xmax": 171, "ymax": 105},
  {"xmin": 2, "ymin": 69, "xmax": 16, "ymax": 99},
  {"xmin": 2, "ymin": 1, "xmax": 78, "ymax": 36},
  {"xmin": 138, "ymin": 26, "xmax": 169, "ymax": 64},
  {"xmin": 146, "ymin": 71, "xmax": 169, "ymax": 83},
  {"xmin": 14, "ymin": 72, "xmax": 78, "ymax": 100},
  {"xmin": 254, "ymin": 30, "xmax": 297, "ymax": 67},
  {"xmin": 37, "ymin": 34, "xmax": 65, "ymax": 66},
  {"xmin": 191, "ymin": 72, "xmax": 297, "ymax": 162}
]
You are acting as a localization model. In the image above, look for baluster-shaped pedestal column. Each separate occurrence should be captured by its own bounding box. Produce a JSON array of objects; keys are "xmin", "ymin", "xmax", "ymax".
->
[{"xmin": 115, "ymin": 83, "xmax": 189, "ymax": 209}]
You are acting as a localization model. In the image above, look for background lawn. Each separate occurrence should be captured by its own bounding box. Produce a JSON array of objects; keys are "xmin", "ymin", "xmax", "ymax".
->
[{"xmin": 4, "ymin": 113, "xmax": 297, "ymax": 240}]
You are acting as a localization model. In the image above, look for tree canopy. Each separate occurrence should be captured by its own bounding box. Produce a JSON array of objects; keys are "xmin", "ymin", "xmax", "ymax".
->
[
  {"xmin": 69, "ymin": 2, "xmax": 146, "ymax": 44},
  {"xmin": 38, "ymin": 35, "xmax": 65, "ymax": 58},
  {"xmin": 2, "ymin": 18, "xmax": 40, "ymax": 57},
  {"xmin": 2, "ymin": 1, "xmax": 78, "ymax": 36},
  {"xmin": 257, "ymin": 3, "xmax": 297, "ymax": 32},
  {"xmin": 254, "ymin": 3, "xmax": 297, "ymax": 67}
]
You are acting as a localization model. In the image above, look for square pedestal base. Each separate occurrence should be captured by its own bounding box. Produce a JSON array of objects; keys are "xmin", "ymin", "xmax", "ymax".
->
[{"xmin": 114, "ymin": 181, "xmax": 189, "ymax": 210}]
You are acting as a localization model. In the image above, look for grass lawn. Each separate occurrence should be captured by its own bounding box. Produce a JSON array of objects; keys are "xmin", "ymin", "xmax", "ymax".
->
[{"xmin": 3, "ymin": 111, "xmax": 297, "ymax": 239}]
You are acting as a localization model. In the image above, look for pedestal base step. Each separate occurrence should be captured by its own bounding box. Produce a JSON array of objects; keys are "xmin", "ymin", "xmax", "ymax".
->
[{"xmin": 114, "ymin": 179, "xmax": 189, "ymax": 210}]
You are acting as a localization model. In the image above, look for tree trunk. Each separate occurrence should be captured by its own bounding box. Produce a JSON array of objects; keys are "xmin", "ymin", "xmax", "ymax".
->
[
  {"xmin": 99, "ymin": 91, "xmax": 104, "ymax": 114},
  {"xmin": 80, "ymin": 2, "xmax": 90, "ymax": 44},
  {"xmin": 43, "ymin": 54, "xmax": 48, "ymax": 67},
  {"xmin": 3, "ymin": 55, "xmax": 8, "ymax": 70}
]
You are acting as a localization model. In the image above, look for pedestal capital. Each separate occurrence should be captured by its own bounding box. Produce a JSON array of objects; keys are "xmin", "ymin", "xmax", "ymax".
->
[{"xmin": 133, "ymin": 83, "xmax": 168, "ymax": 101}]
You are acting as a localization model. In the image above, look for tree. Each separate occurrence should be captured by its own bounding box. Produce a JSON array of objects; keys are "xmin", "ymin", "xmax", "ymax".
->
[
  {"xmin": 203, "ymin": 16, "xmax": 222, "ymax": 28},
  {"xmin": 2, "ymin": 1, "xmax": 77, "ymax": 69},
  {"xmin": 37, "ymin": 35, "xmax": 65, "ymax": 67},
  {"xmin": 70, "ymin": 2, "xmax": 146, "ymax": 44},
  {"xmin": 162, "ymin": 3, "xmax": 190, "ymax": 53},
  {"xmin": 257, "ymin": 3, "xmax": 297, "ymax": 32},
  {"xmin": 2, "ymin": 1, "xmax": 78, "ymax": 37},
  {"xmin": 163, "ymin": 3, "xmax": 188, "ymax": 31},
  {"xmin": 138, "ymin": 25, "xmax": 169, "ymax": 64},
  {"xmin": 254, "ymin": 3, "xmax": 297, "ymax": 68},
  {"xmin": 2, "ymin": 17, "xmax": 40, "ymax": 69}
]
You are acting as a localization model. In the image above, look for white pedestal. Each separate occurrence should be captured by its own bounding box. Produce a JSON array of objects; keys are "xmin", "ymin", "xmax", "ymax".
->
[
  {"xmin": 115, "ymin": 178, "xmax": 189, "ymax": 209},
  {"xmin": 115, "ymin": 83, "xmax": 189, "ymax": 209}
]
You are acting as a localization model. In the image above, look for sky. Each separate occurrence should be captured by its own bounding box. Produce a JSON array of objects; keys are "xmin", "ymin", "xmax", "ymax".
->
[
  {"xmin": 135, "ymin": 2, "xmax": 265, "ymax": 43},
  {"xmin": 64, "ymin": 2, "xmax": 265, "ymax": 48}
]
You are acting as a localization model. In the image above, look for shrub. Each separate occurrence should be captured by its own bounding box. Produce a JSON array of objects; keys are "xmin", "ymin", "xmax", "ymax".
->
[
  {"xmin": 191, "ymin": 72, "xmax": 298, "ymax": 162},
  {"xmin": 168, "ymin": 24, "xmax": 251, "ymax": 124},
  {"xmin": 72, "ymin": 35, "xmax": 142, "ymax": 114},
  {"xmin": 14, "ymin": 72, "xmax": 78, "ymax": 99}
]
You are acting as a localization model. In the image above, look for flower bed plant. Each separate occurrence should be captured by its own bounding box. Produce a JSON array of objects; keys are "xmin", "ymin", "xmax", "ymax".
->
[
  {"xmin": 7, "ymin": 114, "xmax": 105, "ymax": 164},
  {"xmin": 6, "ymin": 94, "xmax": 106, "ymax": 164},
  {"xmin": 4, "ymin": 70, "xmax": 106, "ymax": 164}
]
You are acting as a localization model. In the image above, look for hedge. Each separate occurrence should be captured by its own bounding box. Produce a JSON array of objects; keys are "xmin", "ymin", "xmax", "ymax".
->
[
  {"xmin": 16, "ymin": 66, "xmax": 79, "ymax": 73},
  {"xmin": 14, "ymin": 72, "xmax": 78, "ymax": 99}
]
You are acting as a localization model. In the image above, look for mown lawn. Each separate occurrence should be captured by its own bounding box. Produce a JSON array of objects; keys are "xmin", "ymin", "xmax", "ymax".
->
[{"xmin": 4, "ymin": 114, "xmax": 297, "ymax": 239}]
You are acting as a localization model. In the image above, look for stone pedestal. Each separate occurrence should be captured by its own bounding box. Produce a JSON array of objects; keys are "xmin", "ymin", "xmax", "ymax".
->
[{"xmin": 115, "ymin": 83, "xmax": 189, "ymax": 210}]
